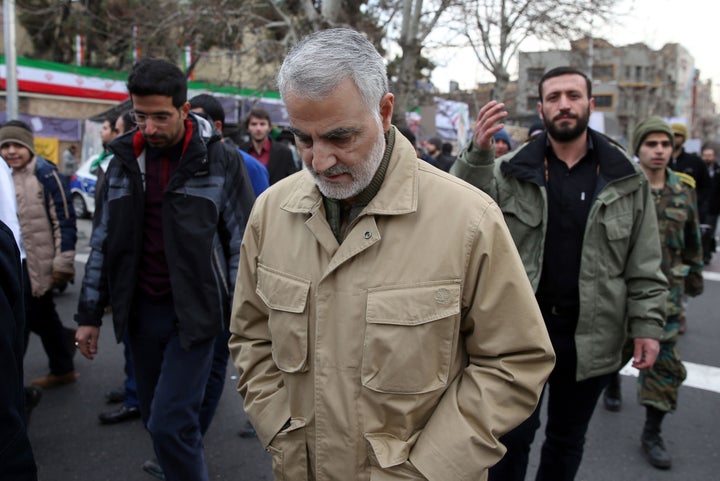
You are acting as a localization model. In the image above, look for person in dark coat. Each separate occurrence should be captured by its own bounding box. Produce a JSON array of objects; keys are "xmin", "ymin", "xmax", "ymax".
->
[
  {"xmin": 670, "ymin": 123, "xmax": 711, "ymax": 219},
  {"xmin": 0, "ymin": 219, "xmax": 38, "ymax": 480},
  {"xmin": 701, "ymin": 145, "xmax": 720, "ymax": 264}
]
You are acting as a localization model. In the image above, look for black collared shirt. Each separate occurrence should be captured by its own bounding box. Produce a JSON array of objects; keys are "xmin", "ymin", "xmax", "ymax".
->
[{"xmin": 536, "ymin": 136, "xmax": 598, "ymax": 313}]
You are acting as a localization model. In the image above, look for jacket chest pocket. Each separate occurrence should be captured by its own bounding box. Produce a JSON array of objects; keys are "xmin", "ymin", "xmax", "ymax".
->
[
  {"xmin": 599, "ymin": 210, "xmax": 633, "ymax": 277},
  {"xmin": 256, "ymin": 264, "xmax": 311, "ymax": 373},
  {"xmin": 362, "ymin": 281, "xmax": 460, "ymax": 394},
  {"xmin": 661, "ymin": 207, "xmax": 688, "ymax": 249}
]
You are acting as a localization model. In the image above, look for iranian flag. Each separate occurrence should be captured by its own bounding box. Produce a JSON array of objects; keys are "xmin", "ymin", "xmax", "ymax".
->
[{"xmin": 1, "ymin": 56, "xmax": 129, "ymax": 102}]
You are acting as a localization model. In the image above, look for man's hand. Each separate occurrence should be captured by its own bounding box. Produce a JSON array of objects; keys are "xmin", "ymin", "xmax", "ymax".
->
[
  {"xmin": 632, "ymin": 338, "xmax": 659, "ymax": 370},
  {"xmin": 52, "ymin": 269, "xmax": 74, "ymax": 287},
  {"xmin": 472, "ymin": 100, "xmax": 509, "ymax": 150},
  {"xmin": 75, "ymin": 326, "xmax": 100, "ymax": 360}
]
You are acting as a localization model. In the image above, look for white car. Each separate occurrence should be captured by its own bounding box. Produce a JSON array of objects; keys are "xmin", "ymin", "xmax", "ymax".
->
[{"xmin": 69, "ymin": 157, "xmax": 98, "ymax": 218}]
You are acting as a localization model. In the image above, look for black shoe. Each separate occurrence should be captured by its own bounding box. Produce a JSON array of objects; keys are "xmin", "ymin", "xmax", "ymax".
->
[
  {"xmin": 105, "ymin": 386, "xmax": 125, "ymax": 404},
  {"xmin": 24, "ymin": 386, "xmax": 43, "ymax": 424},
  {"xmin": 641, "ymin": 432, "xmax": 672, "ymax": 469},
  {"xmin": 141, "ymin": 458, "xmax": 165, "ymax": 480},
  {"xmin": 603, "ymin": 385, "xmax": 622, "ymax": 412},
  {"xmin": 98, "ymin": 405, "xmax": 141, "ymax": 424},
  {"xmin": 603, "ymin": 373, "xmax": 622, "ymax": 412}
]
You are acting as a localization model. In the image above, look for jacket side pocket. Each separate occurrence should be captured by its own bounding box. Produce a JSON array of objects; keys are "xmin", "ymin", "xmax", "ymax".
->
[{"xmin": 268, "ymin": 418, "xmax": 309, "ymax": 481}]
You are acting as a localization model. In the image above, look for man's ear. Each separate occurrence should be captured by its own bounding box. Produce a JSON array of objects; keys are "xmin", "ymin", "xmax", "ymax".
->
[
  {"xmin": 179, "ymin": 101, "xmax": 191, "ymax": 119},
  {"xmin": 380, "ymin": 93, "xmax": 395, "ymax": 132}
]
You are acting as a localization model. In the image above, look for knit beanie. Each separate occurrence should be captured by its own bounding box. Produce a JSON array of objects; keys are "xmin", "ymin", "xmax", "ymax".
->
[
  {"xmin": 631, "ymin": 116, "xmax": 674, "ymax": 155},
  {"xmin": 493, "ymin": 128, "xmax": 512, "ymax": 146},
  {"xmin": 670, "ymin": 122, "xmax": 688, "ymax": 140},
  {"xmin": 0, "ymin": 124, "xmax": 35, "ymax": 156}
]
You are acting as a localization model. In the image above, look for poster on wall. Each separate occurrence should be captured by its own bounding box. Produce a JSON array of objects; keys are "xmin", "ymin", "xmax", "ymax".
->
[
  {"xmin": 434, "ymin": 97, "xmax": 470, "ymax": 148},
  {"xmin": 34, "ymin": 137, "xmax": 59, "ymax": 165}
]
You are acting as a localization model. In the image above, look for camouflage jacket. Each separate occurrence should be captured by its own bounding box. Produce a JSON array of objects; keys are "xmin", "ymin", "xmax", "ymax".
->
[{"xmin": 653, "ymin": 168, "xmax": 704, "ymax": 317}]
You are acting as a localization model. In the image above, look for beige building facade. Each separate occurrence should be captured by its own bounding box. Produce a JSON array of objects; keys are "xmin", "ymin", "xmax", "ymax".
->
[{"xmin": 515, "ymin": 38, "xmax": 719, "ymax": 146}]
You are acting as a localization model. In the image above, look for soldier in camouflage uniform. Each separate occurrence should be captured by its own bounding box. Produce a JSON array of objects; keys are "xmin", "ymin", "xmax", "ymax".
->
[{"xmin": 632, "ymin": 116, "xmax": 704, "ymax": 470}]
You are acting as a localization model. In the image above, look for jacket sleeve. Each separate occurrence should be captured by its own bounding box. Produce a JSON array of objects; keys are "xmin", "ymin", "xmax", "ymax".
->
[
  {"xmin": 410, "ymin": 202, "xmax": 555, "ymax": 480},
  {"xmin": 75, "ymin": 172, "xmax": 111, "ymax": 327},
  {"xmin": 43, "ymin": 168, "xmax": 76, "ymax": 276},
  {"xmin": 450, "ymin": 141, "xmax": 500, "ymax": 199},
  {"xmin": 683, "ymin": 188, "xmax": 704, "ymax": 297},
  {"xmin": 624, "ymin": 180, "xmax": 668, "ymax": 339},
  {"xmin": 220, "ymin": 145, "xmax": 256, "ymax": 294},
  {"xmin": 228, "ymin": 204, "xmax": 290, "ymax": 448}
]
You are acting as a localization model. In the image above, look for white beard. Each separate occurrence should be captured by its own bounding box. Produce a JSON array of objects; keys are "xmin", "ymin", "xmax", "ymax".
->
[{"xmin": 308, "ymin": 123, "xmax": 386, "ymax": 200}]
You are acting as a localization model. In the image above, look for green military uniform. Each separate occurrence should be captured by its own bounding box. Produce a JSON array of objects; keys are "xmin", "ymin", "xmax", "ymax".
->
[{"xmin": 638, "ymin": 169, "xmax": 704, "ymax": 412}]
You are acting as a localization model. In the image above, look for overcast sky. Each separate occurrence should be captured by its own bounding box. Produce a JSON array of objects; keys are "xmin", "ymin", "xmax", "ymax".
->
[{"xmin": 430, "ymin": 0, "xmax": 719, "ymax": 102}]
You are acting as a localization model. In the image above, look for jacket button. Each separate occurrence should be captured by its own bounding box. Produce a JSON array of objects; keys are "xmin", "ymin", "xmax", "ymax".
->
[{"xmin": 364, "ymin": 231, "xmax": 372, "ymax": 239}]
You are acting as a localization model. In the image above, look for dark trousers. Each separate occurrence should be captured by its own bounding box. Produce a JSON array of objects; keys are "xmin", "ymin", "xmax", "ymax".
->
[
  {"xmin": 490, "ymin": 307, "xmax": 611, "ymax": 481},
  {"xmin": 199, "ymin": 327, "xmax": 230, "ymax": 435},
  {"xmin": 129, "ymin": 298, "xmax": 214, "ymax": 481},
  {"xmin": 121, "ymin": 332, "xmax": 139, "ymax": 409},
  {"xmin": 22, "ymin": 264, "xmax": 74, "ymax": 375}
]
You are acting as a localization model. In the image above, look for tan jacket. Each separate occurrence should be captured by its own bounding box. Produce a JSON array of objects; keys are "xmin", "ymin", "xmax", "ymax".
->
[
  {"xmin": 13, "ymin": 157, "xmax": 75, "ymax": 296},
  {"xmin": 229, "ymin": 127, "xmax": 555, "ymax": 481}
]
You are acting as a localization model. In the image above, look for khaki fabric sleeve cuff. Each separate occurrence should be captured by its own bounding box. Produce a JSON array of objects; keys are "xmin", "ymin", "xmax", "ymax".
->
[{"xmin": 465, "ymin": 140, "xmax": 495, "ymax": 166}]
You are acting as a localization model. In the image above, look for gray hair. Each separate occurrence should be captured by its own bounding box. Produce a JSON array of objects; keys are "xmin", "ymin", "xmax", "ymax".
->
[{"xmin": 277, "ymin": 28, "xmax": 389, "ymax": 115}]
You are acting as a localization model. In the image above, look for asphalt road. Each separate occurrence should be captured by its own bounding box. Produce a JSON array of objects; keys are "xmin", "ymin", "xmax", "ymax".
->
[{"xmin": 23, "ymin": 219, "xmax": 720, "ymax": 480}]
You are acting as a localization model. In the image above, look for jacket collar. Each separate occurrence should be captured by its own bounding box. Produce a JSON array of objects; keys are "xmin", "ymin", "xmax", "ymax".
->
[
  {"xmin": 281, "ymin": 126, "xmax": 419, "ymax": 216},
  {"xmin": 501, "ymin": 128, "xmax": 636, "ymax": 186},
  {"xmin": 108, "ymin": 112, "xmax": 219, "ymax": 176}
]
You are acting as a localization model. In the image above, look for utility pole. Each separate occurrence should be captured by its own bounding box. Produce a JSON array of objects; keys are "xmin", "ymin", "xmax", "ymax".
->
[{"xmin": 3, "ymin": 0, "xmax": 20, "ymax": 120}]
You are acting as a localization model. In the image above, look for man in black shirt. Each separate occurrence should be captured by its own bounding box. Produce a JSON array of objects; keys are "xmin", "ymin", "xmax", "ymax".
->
[{"xmin": 451, "ymin": 66, "xmax": 666, "ymax": 481}]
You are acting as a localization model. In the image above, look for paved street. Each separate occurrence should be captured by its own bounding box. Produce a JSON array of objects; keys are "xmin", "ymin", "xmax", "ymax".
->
[{"xmin": 23, "ymin": 219, "xmax": 720, "ymax": 480}]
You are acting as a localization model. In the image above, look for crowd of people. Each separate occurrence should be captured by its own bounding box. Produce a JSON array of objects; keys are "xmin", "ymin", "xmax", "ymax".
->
[{"xmin": 1, "ymin": 27, "xmax": 717, "ymax": 481}]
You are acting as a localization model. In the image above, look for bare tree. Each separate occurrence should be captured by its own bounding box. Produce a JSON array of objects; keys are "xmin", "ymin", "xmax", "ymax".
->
[
  {"xmin": 13, "ymin": 0, "xmax": 453, "ymax": 120},
  {"xmin": 387, "ymin": 0, "xmax": 458, "ymax": 125},
  {"xmin": 461, "ymin": 0, "xmax": 619, "ymax": 100}
]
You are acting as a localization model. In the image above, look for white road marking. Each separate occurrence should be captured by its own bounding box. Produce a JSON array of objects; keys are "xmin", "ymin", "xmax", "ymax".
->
[
  {"xmin": 620, "ymin": 361, "xmax": 720, "ymax": 394},
  {"xmin": 702, "ymin": 271, "xmax": 720, "ymax": 282}
]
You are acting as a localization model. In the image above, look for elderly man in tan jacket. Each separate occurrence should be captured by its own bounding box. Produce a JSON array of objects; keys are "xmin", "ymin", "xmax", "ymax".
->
[{"xmin": 229, "ymin": 29, "xmax": 555, "ymax": 481}]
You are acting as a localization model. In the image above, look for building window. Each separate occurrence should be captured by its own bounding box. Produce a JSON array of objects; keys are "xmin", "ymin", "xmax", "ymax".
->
[
  {"xmin": 594, "ymin": 94, "xmax": 613, "ymax": 109},
  {"xmin": 592, "ymin": 64, "xmax": 615, "ymax": 80},
  {"xmin": 636, "ymin": 66, "xmax": 643, "ymax": 82},
  {"xmin": 625, "ymin": 66, "xmax": 632, "ymax": 80},
  {"xmin": 527, "ymin": 96, "xmax": 541, "ymax": 110},
  {"xmin": 527, "ymin": 68, "xmax": 545, "ymax": 83}
]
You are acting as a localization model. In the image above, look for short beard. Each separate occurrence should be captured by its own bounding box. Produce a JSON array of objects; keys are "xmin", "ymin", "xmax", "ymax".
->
[
  {"xmin": 543, "ymin": 105, "xmax": 591, "ymax": 142},
  {"xmin": 308, "ymin": 123, "xmax": 386, "ymax": 200}
]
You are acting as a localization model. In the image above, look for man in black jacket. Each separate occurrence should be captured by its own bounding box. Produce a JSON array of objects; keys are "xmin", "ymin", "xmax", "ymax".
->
[
  {"xmin": 241, "ymin": 107, "xmax": 298, "ymax": 184},
  {"xmin": 701, "ymin": 145, "xmax": 720, "ymax": 264},
  {"xmin": 0, "ymin": 220, "xmax": 37, "ymax": 481},
  {"xmin": 670, "ymin": 122, "xmax": 711, "ymax": 219},
  {"xmin": 75, "ymin": 58, "xmax": 255, "ymax": 481}
]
